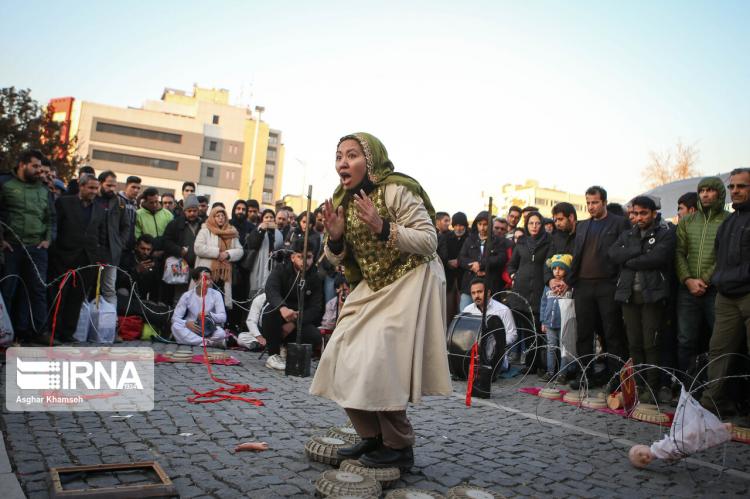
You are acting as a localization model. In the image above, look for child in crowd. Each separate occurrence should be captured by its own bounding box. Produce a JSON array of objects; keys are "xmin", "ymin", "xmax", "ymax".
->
[
  {"xmin": 320, "ymin": 274, "xmax": 349, "ymax": 332},
  {"xmin": 171, "ymin": 267, "xmax": 227, "ymax": 348},
  {"xmin": 539, "ymin": 254, "xmax": 574, "ymax": 382}
]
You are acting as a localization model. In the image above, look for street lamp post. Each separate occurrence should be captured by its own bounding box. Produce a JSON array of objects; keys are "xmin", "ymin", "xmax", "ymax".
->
[{"xmin": 248, "ymin": 105, "xmax": 265, "ymax": 202}]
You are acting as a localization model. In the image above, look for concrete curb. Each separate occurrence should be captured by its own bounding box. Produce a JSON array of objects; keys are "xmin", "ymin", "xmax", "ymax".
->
[{"xmin": 0, "ymin": 431, "xmax": 26, "ymax": 499}]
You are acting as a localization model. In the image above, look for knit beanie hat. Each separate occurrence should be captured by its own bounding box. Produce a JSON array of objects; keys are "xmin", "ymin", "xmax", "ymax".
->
[
  {"xmin": 546, "ymin": 253, "xmax": 573, "ymax": 272},
  {"xmin": 184, "ymin": 194, "xmax": 199, "ymax": 209},
  {"xmin": 451, "ymin": 211, "xmax": 468, "ymax": 227}
]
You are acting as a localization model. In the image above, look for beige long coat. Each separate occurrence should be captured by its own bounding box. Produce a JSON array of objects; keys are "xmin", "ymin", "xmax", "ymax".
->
[{"xmin": 309, "ymin": 184, "xmax": 453, "ymax": 411}]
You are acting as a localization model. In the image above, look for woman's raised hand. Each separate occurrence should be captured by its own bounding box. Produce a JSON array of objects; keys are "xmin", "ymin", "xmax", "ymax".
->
[
  {"xmin": 353, "ymin": 190, "xmax": 383, "ymax": 235},
  {"xmin": 323, "ymin": 198, "xmax": 345, "ymax": 241}
]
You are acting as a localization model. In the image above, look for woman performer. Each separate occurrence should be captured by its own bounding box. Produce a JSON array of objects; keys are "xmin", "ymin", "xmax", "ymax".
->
[{"xmin": 310, "ymin": 132, "xmax": 452, "ymax": 469}]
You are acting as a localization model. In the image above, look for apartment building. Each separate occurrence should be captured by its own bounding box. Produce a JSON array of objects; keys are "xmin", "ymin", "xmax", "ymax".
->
[{"xmin": 50, "ymin": 85, "xmax": 284, "ymax": 208}]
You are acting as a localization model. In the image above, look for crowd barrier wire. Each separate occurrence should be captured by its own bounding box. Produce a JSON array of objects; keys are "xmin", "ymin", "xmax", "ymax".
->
[
  {"xmin": 1, "ymin": 218, "xmax": 303, "ymax": 344},
  {"xmin": 451, "ymin": 285, "xmax": 748, "ymax": 481}
]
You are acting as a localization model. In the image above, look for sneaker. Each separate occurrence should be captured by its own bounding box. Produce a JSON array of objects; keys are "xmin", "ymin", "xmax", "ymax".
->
[
  {"xmin": 540, "ymin": 372, "xmax": 554, "ymax": 382},
  {"xmin": 206, "ymin": 337, "xmax": 226, "ymax": 349},
  {"xmin": 656, "ymin": 386, "xmax": 672, "ymax": 405},
  {"xmin": 265, "ymin": 354, "xmax": 286, "ymax": 371},
  {"xmin": 280, "ymin": 346, "xmax": 287, "ymax": 360},
  {"xmin": 638, "ymin": 389, "xmax": 656, "ymax": 405},
  {"xmin": 30, "ymin": 332, "xmax": 62, "ymax": 346}
]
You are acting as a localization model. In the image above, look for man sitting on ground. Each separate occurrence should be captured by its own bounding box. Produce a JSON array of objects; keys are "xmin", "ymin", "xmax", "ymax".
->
[
  {"xmin": 171, "ymin": 267, "xmax": 227, "ymax": 348},
  {"xmin": 462, "ymin": 278, "xmax": 518, "ymax": 374},
  {"xmin": 262, "ymin": 237, "xmax": 323, "ymax": 370}
]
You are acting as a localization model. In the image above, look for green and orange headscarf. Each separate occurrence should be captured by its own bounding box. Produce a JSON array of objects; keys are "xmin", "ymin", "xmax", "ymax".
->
[{"xmin": 331, "ymin": 132, "xmax": 436, "ymax": 286}]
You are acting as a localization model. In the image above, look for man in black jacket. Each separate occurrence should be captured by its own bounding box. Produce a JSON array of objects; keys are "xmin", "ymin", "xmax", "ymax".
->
[
  {"xmin": 161, "ymin": 195, "xmax": 202, "ymax": 304},
  {"xmin": 52, "ymin": 174, "xmax": 107, "ymax": 340},
  {"xmin": 262, "ymin": 237, "xmax": 323, "ymax": 371},
  {"xmin": 545, "ymin": 202, "xmax": 577, "ymax": 291},
  {"xmin": 700, "ymin": 168, "xmax": 750, "ymax": 418},
  {"xmin": 437, "ymin": 211, "xmax": 469, "ymax": 323},
  {"xmin": 568, "ymin": 186, "xmax": 630, "ymax": 389},
  {"xmin": 95, "ymin": 171, "xmax": 130, "ymax": 306},
  {"xmin": 116, "ymin": 234, "xmax": 170, "ymax": 334},
  {"xmin": 609, "ymin": 196, "xmax": 676, "ymax": 402}
]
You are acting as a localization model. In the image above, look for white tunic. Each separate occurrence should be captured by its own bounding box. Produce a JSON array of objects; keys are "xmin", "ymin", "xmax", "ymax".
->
[
  {"xmin": 171, "ymin": 288, "xmax": 227, "ymax": 346},
  {"xmin": 310, "ymin": 184, "xmax": 453, "ymax": 411}
]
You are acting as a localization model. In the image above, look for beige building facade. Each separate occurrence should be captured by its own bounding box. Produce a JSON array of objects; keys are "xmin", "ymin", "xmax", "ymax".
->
[
  {"xmin": 495, "ymin": 179, "xmax": 587, "ymax": 219},
  {"xmin": 66, "ymin": 85, "xmax": 284, "ymax": 209}
]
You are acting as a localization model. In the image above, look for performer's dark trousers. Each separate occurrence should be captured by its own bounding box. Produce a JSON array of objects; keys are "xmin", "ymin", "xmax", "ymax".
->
[
  {"xmin": 574, "ymin": 278, "xmax": 627, "ymax": 374},
  {"xmin": 345, "ymin": 409, "xmax": 415, "ymax": 450},
  {"xmin": 261, "ymin": 307, "xmax": 321, "ymax": 355}
]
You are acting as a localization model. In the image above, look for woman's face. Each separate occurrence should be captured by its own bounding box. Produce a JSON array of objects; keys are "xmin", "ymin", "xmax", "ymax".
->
[
  {"xmin": 336, "ymin": 139, "xmax": 367, "ymax": 190},
  {"xmin": 215, "ymin": 211, "xmax": 227, "ymax": 227},
  {"xmin": 299, "ymin": 217, "xmax": 307, "ymax": 231},
  {"xmin": 263, "ymin": 212, "xmax": 275, "ymax": 224},
  {"xmin": 527, "ymin": 216, "xmax": 542, "ymax": 236}
]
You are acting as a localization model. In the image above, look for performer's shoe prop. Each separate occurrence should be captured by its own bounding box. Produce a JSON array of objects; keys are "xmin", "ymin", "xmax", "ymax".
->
[
  {"xmin": 360, "ymin": 445, "xmax": 414, "ymax": 470},
  {"xmin": 336, "ymin": 435, "xmax": 382, "ymax": 460}
]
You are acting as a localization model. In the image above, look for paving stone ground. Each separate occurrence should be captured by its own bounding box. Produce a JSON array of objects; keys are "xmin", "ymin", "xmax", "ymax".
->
[{"xmin": 2, "ymin": 341, "xmax": 749, "ymax": 498}]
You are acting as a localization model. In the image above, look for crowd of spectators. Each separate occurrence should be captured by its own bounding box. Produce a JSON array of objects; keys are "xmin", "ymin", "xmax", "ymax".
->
[{"xmin": 0, "ymin": 149, "xmax": 748, "ymax": 423}]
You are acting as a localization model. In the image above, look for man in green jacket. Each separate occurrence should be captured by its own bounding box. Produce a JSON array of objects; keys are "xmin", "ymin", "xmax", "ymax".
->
[
  {"xmin": 674, "ymin": 176, "xmax": 729, "ymax": 378},
  {"xmin": 135, "ymin": 187, "xmax": 173, "ymax": 255},
  {"xmin": 0, "ymin": 150, "xmax": 55, "ymax": 344}
]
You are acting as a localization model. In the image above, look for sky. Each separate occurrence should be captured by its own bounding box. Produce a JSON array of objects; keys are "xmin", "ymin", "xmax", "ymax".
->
[{"xmin": 2, "ymin": 0, "xmax": 748, "ymax": 215}]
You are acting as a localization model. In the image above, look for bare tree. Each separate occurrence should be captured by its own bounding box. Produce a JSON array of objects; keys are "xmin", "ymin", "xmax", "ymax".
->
[{"xmin": 642, "ymin": 140, "xmax": 700, "ymax": 189}]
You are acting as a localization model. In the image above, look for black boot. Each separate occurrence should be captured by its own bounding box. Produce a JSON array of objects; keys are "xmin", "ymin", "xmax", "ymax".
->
[
  {"xmin": 360, "ymin": 445, "xmax": 414, "ymax": 470},
  {"xmin": 337, "ymin": 435, "xmax": 382, "ymax": 459}
]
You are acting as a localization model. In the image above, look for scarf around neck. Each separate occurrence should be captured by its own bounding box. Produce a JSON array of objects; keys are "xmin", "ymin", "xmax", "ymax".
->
[{"xmin": 205, "ymin": 206, "xmax": 238, "ymax": 283}]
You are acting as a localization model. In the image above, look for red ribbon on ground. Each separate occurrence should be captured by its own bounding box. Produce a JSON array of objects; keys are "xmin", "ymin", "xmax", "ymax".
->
[
  {"xmin": 465, "ymin": 342, "xmax": 478, "ymax": 406},
  {"xmin": 49, "ymin": 270, "xmax": 77, "ymax": 346},
  {"xmin": 187, "ymin": 273, "xmax": 267, "ymax": 405}
]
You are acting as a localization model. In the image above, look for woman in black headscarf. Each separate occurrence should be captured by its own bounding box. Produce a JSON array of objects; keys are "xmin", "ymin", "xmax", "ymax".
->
[{"xmin": 507, "ymin": 211, "xmax": 551, "ymax": 373}]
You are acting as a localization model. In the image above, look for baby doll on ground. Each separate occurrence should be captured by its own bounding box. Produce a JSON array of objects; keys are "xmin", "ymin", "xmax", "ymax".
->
[{"xmin": 629, "ymin": 387, "xmax": 733, "ymax": 468}]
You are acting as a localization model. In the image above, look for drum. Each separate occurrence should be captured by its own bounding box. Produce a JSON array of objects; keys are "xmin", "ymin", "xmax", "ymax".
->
[
  {"xmin": 446, "ymin": 314, "xmax": 482, "ymax": 380},
  {"xmin": 446, "ymin": 313, "xmax": 506, "ymax": 380}
]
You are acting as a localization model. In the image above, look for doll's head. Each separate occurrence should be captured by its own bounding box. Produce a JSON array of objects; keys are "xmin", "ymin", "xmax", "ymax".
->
[{"xmin": 629, "ymin": 445, "xmax": 653, "ymax": 468}]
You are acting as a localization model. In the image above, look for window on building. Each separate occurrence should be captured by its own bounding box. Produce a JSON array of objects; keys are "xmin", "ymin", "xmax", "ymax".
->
[
  {"xmin": 266, "ymin": 149, "xmax": 276, "ymax": 160},
  {"xmin": 206, "ymin": 166, "xmax": 214, "ymax": 178},
  {"xmin": 263, "ymin": 175, "xmax": 275, "ymax": 190},
  {"xmin": 96, "ymin": 121, "xmax": 182, "ymax": 143},
  {"xmin": 209, "ymin": 140, "xmax": 217, "ymax": 152},
  {"xmin": 262, "ymin": 191, "xmax": 273, "ymax": 203},
  {"xmin": 92, "ymin": 149, "xmax": 178, "ymax": 170},
  {"xmin": 212, "ymin": 115, "xmax": 220, "ymax": 125},
  {"xmin": 228, "ymin": 144, "xmax": 239, "ymax": 155},
  {"xmin": 268, "ymin": 134, "xmax": 279, "ymax": 146},
  {"xmin": 265, "ymin": 162, "xmax": 275, "ymax": 175}
]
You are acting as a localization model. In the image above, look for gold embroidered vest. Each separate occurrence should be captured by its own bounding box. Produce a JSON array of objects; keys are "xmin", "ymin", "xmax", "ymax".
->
[{"xmin": 345, "ymin": 186, "xmax": 431, "ymax": 291}]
